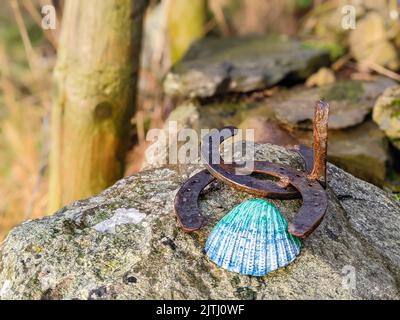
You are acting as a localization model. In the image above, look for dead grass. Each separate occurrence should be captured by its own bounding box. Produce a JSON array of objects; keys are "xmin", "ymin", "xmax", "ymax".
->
[
  {"xmin": 0, "ymin": 1, "xmax": 167, "ymax": 242},
  {"xmin": 0, "ymin": 1, "xmax": 53, "ymax": 241}
]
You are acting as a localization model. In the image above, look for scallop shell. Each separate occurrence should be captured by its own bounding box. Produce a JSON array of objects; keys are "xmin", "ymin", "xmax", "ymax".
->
[{"xmin": 205, "ymin": 198, "xmax": 301, "ymax": 276}]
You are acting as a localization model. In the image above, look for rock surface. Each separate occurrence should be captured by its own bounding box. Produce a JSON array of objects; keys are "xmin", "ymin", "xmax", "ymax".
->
[
  {"xmin": 373, "ymin": 85, "xmax": 400, "ymax": 150},
  {"xmin": 163, "ymin": 35, "xmax": 330, "ymax": 98},
  {"xmin": 273, "ymin": 78, "xmax": 395, "ymax": 130},
  {"xmin": 1, "ymin": 144, "xmax": 399, "ymax": 299},
  {"xmin": 295, "ymin": 121, "xmax": 389, "ymax": 186}
]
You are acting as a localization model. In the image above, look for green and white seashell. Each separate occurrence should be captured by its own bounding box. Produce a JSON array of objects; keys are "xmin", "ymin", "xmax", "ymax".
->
[{"xmin": 205, "ymin": 198, "xmax": 301, "ymax": 276}]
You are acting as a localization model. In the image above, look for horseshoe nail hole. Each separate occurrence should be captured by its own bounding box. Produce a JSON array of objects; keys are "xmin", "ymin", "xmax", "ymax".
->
[
  {"xmin": 308, "ymin": 183, "xmax": 313, "ymax": 187},
  {"xmin": 296, "ymin": 174, "xmax": 301, "ymax": 177}
]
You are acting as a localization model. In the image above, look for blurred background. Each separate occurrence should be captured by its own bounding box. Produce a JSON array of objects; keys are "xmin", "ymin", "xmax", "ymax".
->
[{"xmin": 0, "ymin": 0, "xmax": 399, "ymax": 241}]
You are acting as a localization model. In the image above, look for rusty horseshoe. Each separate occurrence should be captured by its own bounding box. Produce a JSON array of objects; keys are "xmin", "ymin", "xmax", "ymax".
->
[{"xmin": 174, "ymin": 100, "xmax": 329, "ymax": 239}]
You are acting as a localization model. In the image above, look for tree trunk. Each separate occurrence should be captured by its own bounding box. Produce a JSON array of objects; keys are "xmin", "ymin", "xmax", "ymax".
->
[
  {"xmin": 48, "ymin": 0, "xmax": 146, "ymax": 213},
  {"xmin": 167, "ymin": 0, "xmax": 207, "ymax": 64}
]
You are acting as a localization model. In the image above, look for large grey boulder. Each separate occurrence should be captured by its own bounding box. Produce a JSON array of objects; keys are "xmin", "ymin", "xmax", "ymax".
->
[
  {"xmin": 1, "ymin": 144, "xmax": 399, "ymax": 299},
  {"xmin": 163, "ymin": 35, "xmax": 330, "ymax": 98}
]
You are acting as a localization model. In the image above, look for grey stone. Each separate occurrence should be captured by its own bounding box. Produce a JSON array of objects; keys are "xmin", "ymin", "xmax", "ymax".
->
[
  {"xmin": 1, "ymin": 144, "xmax": 399, "ymax": 299},
  {"xmin": 295, "ymin": 120, "xmax": 389, "ymax": 186},
  {"xmin": 373, "ymin": 85, "xmax": 400, "ymax": 150},
  {"xmin": 163, "ymin": 35, "xmax": 330, "ymax": 98},
  {"xmin": 273, "ymin": 77, "xmax": 396, "ymax": 130}
]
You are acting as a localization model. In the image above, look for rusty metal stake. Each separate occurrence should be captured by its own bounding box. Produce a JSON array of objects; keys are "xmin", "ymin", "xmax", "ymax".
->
[{"xmin": 308, "ymin": 99, "xmax": 329, "ymax": 188}]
